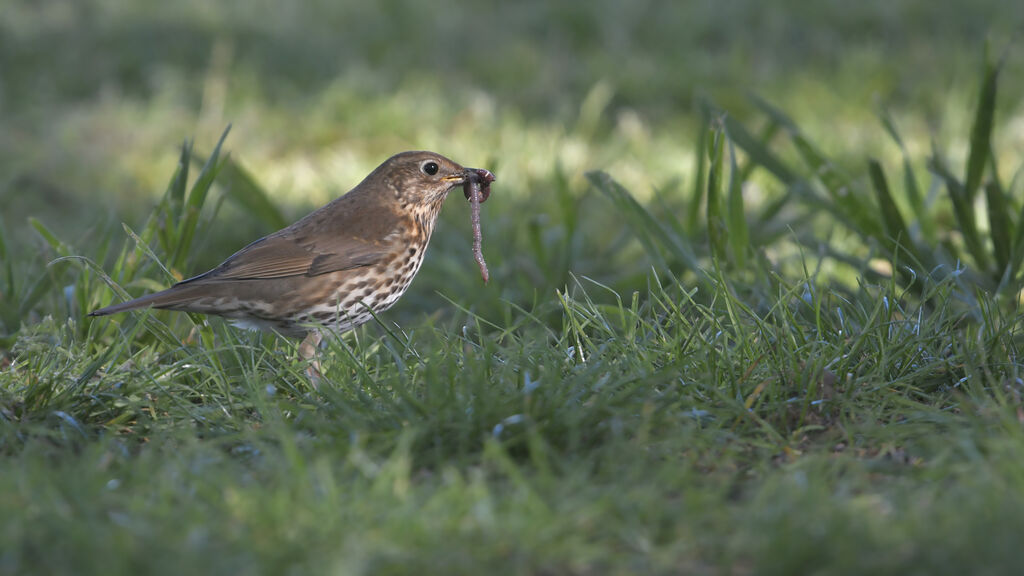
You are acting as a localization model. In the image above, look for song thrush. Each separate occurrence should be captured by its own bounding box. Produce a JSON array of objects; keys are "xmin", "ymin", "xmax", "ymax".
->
[{"xmin": 90, "ymin": 151, "xmax": 495, "ymax": 358}]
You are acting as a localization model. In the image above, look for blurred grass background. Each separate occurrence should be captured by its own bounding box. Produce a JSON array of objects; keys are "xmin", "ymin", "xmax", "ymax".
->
[
  {"xmin": 4, "ymin": 0, "xmax": 1023, "ymax": 230},
  {"xmin": 3, "ymin": 0, "xmax": 1023, "ymax": 325}
]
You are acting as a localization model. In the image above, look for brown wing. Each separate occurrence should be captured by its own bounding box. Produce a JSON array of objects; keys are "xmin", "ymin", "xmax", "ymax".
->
[
  {"xmin": 89, "ymin": 187, "xmax": 408, "ymax": 318},
  {"xmin": 87, "ymin": 232, "xmax": 390, "ymax": 316},
  {"xmin": 181, "ymin": 200, "xmax": 402, "ymax": 284},
  {"xmin": 188, "ymin": 233, "xmax": 387, "ymax": 281}
]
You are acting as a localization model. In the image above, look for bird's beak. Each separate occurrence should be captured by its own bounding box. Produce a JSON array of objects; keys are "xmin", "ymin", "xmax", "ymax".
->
[{"xmin": 442, "ymin": 168, "xmax": 495, "ymax": 184}]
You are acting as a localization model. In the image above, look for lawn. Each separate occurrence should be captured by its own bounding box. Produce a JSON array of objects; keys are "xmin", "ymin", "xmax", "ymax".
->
[{"xmin": 3, "ymin": 1, "xmax": 1024, "ymax": 574}]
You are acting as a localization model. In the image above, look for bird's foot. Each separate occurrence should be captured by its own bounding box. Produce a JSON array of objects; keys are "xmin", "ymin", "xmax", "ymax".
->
[{"xmin": 299, "ymin": 331, "xmax": 324, "ymax": 389}]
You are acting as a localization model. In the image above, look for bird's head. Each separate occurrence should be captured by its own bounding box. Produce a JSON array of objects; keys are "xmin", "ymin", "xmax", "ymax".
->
[{"xmin": 366, "ymin": 151, "xmax": 494, "ymax": 208}]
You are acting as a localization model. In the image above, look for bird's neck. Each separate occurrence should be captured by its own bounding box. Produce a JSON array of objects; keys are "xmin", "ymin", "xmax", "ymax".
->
[{"xmin": 408, "ymin": 196, "xmax": 446, "ymax": 243}]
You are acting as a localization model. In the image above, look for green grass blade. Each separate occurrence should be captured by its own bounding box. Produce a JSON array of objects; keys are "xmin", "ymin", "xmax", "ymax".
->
[
  {"xmin": 726, "ymin": 131, "xmax": 748, "ymax": 267},
  {"xmin": 739, "ymin": 119, "xmax": 780, "ymax": 182},
  {"xmin": 168, "ymin": 140, "xmax": 190, "ymax": 220},
  {"xmin": 721, "ymin": 114, "xmax": 797, "ymax": 186},
  {"xmin": 706, "ymin": 125, "xmax": 727, "ymax": 263},
  {"xmin": 878, "ymin": 105, "xmax": 932, "ymax": 242},
  {"xmin": 750, "ymin": 96, "xmax": 881, "ymax": 239},
  {"xmin": 588, "ymin": 172, "xmax": 668, "ymax": 271},
  {"xmin": 930, "ymin": 153, "xmax": 990, "ymax": 272},
  {"xmin": 26, "ymin": 217, "xmax": 76, "ymax": 316},
  {"xmin": 964, "ymin": 47, "xmax": 998, "ymax": 201},
  {"xmin": 901, "ymin": 157, "xmax": 928, "ymax": 241},
  {"xmin": 878, "ymin": 105, "xmax": 906, "ymax": 150},
  {"xmin": 868, "ymin": 159, "xmax": 915, "ymax": 261},
  {"xmin": 0, "ymin": 218, "xmax": 13, "ymax": 301},
  {"xmin": 1009, "ymin": 163, "xmax": 1024, "ymax": 280},
  {"xmin": 984, "ymin": 181, "xmax": 1012, "ymax": 278},
  {"xmin": 17, "ymin": 269, "xmax": 57, "ymax": 320},
  {"xmin": 688, "ymin": 109, "xmax": 709, "ymax": 232},
  {"xmin": 19, "ymin": 220, "xmax": 74, "ymax": 318},
  {"xmin": 160, "ymin": 141, "xmax": 192, "ymax": 255},
  {"xmin": 29, "ymin": 217, "xmax": 72, "ymax": 257},
  {"xmin": 56, "ymin": 255, "xmax": 187, "ymax": 349},
  {"xmin": 123, "ymin": 224, "xmax": 177, "ymax": 284},
  {"xmin": 171, "ymin": 126, "xmax": 231, "ymax": 271},
  {"xmin": 0, "ymin": 217, "xmax": 7, "ymax": 263},
  {"xmin": 586, "ymin": 171, "xmax": 705, "ymax": 281},
  {"xmin": 209, "ymin": 157, "xmax": 288, "ymax": 231}
]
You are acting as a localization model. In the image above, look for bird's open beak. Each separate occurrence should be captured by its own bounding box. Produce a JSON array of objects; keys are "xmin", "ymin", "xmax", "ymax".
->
[{"xmin": 442, "ymin": 168, "xmax": 494, "ymax": 184}]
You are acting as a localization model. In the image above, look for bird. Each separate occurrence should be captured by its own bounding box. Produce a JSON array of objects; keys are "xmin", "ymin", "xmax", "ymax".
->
[{"xmin": 90, "ymin": 150, "xmax": 495, "ymax": 365}]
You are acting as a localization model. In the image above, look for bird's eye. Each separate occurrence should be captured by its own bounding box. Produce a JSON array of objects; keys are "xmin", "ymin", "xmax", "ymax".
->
[{"xmin": 421, "ymin": 161, "xmax": 439, "ymax": 176}]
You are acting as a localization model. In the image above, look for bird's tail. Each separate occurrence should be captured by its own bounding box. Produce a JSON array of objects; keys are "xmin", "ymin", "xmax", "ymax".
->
[{"xmin": 89, "ymin": 284, "xmax": 202, "ymax": 316}]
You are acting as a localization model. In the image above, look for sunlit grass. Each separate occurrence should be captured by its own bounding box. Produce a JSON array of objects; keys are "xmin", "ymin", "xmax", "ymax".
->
[{"xmin": 3, "ymin": 0, "xmax": 1022, "ymax": 241}]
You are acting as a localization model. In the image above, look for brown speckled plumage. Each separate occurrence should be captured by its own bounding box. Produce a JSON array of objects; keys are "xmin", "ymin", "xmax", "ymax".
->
[{"xmin": 90, "ymin": 151, "xmax": 495, "ymax": 343}]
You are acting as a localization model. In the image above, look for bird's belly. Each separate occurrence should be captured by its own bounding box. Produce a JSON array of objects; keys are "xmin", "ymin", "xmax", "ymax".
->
[{"xmin": 279, "ymin": 251, "xmax": 426, "ymax": 335}]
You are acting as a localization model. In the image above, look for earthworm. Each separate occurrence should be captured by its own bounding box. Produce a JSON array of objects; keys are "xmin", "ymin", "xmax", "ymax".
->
[{"xmin": 464, "ymin": 168, "xmax": 495, "ymax": 283}]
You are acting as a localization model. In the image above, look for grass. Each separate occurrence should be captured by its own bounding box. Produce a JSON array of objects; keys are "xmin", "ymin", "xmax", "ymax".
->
[
  {"xmin": 4, "ymin": 1, "xmax": 1024, "ymax": 574},
  {"xmin": 5, "ymin": 240, "xmax": 1024, "ymax": 573}
]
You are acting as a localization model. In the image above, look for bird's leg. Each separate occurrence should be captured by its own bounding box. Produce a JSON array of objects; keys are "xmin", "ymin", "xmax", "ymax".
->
[{"xmin": 299, "ymin": 330, "xmax": 324, "ymax": 388}]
